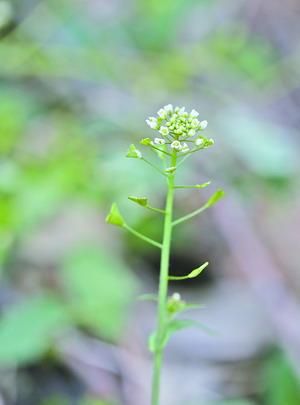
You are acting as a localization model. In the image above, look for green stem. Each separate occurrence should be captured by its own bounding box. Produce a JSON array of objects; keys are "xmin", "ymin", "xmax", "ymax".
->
[
  {"xmin": 151, "ymin": 151, "xmax": 177, "ymax": 405},
  {"xmin": 150, "ymin": 144, "xmax": 172, "ymax": 157},
  {"xmin": 142, "ymin": 157, "xmax": 167, "ymax": 177},
  {"xmin": 172, "ymin": 204, "xmax": 208, "ymax": 227},
  {"xmin": 174, "ymin": 182, "xmax": 210, "ymax": 189},
  {"xmin": 123, "ymin": 224, "xmax": 162, "ymax": 249},
  {"xmin": 147, "ymin": 205, "xmax": 166, "ymax": 215}
]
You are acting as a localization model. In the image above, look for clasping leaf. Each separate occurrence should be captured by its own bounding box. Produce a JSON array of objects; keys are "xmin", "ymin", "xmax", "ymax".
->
[
  {"xmin": 206, "ymin": 189, "xmax": 225, "ymax": 208},
  {"xmin": 137, "ymin": 294, "xmax": 157, "ymax": 302},
  {"xmin": 187, "ymin": 262, "xmax": 209, "ymax": 278},
  {"xmin": 126, "ymin": 144, "xmax": 142, "ymax": 159},
  {"xmin": 128, "ymin": 196, "xmax": 148, "ymax": 207},
  {"xmin": 165, "ymin": 166, "xmax": 176, "ymax": 174},
  {"xmin": 105, "ymin": 203, "xmax": 125, "ymax": 227},
  {"xmin": 169, "ymin": 262, "xmax": 209, "ymax": 280},
  {"xmin": 160, "ymin": 319, "xmax": 214, "ymax": 349},
  {"xmin": 140, "ymin": 138, "xmax": 152, "ymax": 146}
]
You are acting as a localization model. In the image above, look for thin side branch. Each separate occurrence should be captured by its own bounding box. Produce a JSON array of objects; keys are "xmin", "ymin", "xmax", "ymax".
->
[
  {"xmin": 176, "ymin": 154, "xmax": 191, "ymax": 168},
  {"xmin": 172, "ymin": 204, "xmax": 208, "ymax": 227},
  {"xmin": 174, "ymin": 182, "xmax": 210, "ymax": 190},
  {"xmin": 124, "ymin": 224, "xmax": 162, "ymax": 249},
  {"xmin": 150, "ymin": 145, "xmax": 172, "ymax": 157},
  {"xmin": 147, "ymin": 206, "xmax": 166, "ymax": 214},
  {"xmin": 142, "ymin": 158, "xmax": 167, "ymax": 177}
]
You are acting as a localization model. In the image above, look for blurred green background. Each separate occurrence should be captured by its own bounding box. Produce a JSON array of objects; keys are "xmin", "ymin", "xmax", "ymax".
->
[{"xmin": 0, "ymin": 0, "xmax": 300, "ymax": 404}]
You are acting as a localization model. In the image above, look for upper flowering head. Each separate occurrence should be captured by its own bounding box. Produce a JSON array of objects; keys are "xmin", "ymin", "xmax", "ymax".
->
[{"xmin": 143, "ymin": 105, "xmax": 214, "ymax": 154}]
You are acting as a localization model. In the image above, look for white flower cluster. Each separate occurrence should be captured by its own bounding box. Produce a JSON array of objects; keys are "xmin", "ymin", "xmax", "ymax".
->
[{"xmin": 145, "ymin": 104, "xmax": 213, "ymax": 153}]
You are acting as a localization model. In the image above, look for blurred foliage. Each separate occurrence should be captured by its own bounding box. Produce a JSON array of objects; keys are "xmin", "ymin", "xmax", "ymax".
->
[
  {"xmin": 262, "ymin": 352, "xmax": 300, "ymax": 405},
  {"xmin": 41, "ymin": 396, "xmax": 112, "ymax": 405},
  {"xmin": 62, "ymin": 246, "xmax": 136, "ymax": 340},
  {"xmin": 0, "ymin": 0, "xmax": 299, "ymax": 403},
  {"xmin": 208, "ymin": 401, "xmax": 255, "ymax": 405},
  {"xmin": 0, "ymin": 294, "xmax": 69, "ymax": 366}
]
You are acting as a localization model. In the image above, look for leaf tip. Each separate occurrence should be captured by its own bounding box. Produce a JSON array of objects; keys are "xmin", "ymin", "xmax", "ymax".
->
[{"xmin": 106, "ymin": 203, "xmax": 125, "ymax": 227}]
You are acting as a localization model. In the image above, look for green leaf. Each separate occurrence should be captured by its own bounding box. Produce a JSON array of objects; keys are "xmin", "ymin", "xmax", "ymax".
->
[
  {"xmin": 148, "ymin": 318, "xmax": 213, "ymax": 353},
  {"xmin": 126, "ymin": 144, "xmax": 142, "ymax": 159},
  {"xmin": 169, "ymin": 262, "xmax": 208, "ymax": 280},
  {"xmin": 206, "ymin": 189, "xmax": 225, "ymax": 208},
  {"xmin": 80, "ymin": 397, "xmax": 112, "ymax": 405},
  {"xmin": 61, "ymin": 246, "xmax": 137, "ymax": 340},
  {"xmin": 128, "ymin": 195, "xmax": 148, "ymax": 207},
  {"xmin": 174, "ymin": 181, "xmax": 211, "ymax": 190},
  {"xmin": 263, "ymin": 352, "xmax": 300, "ymax": 405},
  {"xmin": 167, "ymin": 295, "xmax": 186, "ymax": 314},
  {"xmin": 105, "ymin": 203, "xmax": 125, "ymax": 227},
  {"xmin": 165, "ymin": 166, "xmax": 176, "ymax": 173},
  {"xmin": 148, "ymin": 331, "xmax": 158, "ymax": 353},
  {"xmin": 137, "ymin": 293, "xmax": 157, "ymax": 301},
  {"xmin": 161, "ymin": 319, "xmax": 214, "ymax": 349},
  {"xmin": 215, "ymin": 401, "xmax": 256, "ymax": 405},
  {"xmin": 0, "ymin": 295, "xmax": 69, "ymax": 366},
  {"xmin": 195, "ymin": 181, "xmax": 211, "ymax": 188},
  {"xmin": 140, "ymin": 138, "xmax": 152, "ymax": 146},
  {"xmin": 167, "ymin": 319, "xmax": 210, "ymax": 334},
  {"xmin": 187, "ymin": 262, "xmax": 209, "ymax": 278},
  {"xmin": 175, "ymin": 303, "xmax": 205, "ymax": 315}
]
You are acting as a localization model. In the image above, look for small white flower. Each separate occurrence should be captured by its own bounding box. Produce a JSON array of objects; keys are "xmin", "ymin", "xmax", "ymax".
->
[
  {"xmin": 163, "ymin": 104, "xmax": 173, "ymax": 113},
  {"xmin": 188, "ymin": 129, "xmax": 196, "ymax": 137},
  {"xmin": 177, "ymin": 106, "xmax": 185, "ymax": 115},
  {"xmin": 195, "ymin": 138, "xmax": 204, "ymax": 146},
  {"xmin": 199, "ymin": 120, "xmax": 208, "ymax": 130},
  {"xmin": 159, "ymin": 126, "xmax": 169, "ymax": 136},
  {"xmin": 154, "ymin": 137, "xmax": 166, "ymax": 145},
  {"xmin": 181, "ymin": 142, "xmax": 189, "ymax": 153},
  {"xmin": 190, "ymin": 109, "xmax": 199, "ymax": 118},
  {"xmin": 146, "ymin": 117, "xmax": 158, "ymax": 129},
  {"xmin": 157, "ymin": 108, "xmax": 168, "ymax": 119},
  {"xmin": 171, "ymin": 140, "xmax": 182, "ymax": 150},
  {"xmin": 172, "ymin": 292, "xmax": 181, "ymax": 301},
  {"xmin": 191, "ymin": 118, "xmax": 200, "ymax": 128}
]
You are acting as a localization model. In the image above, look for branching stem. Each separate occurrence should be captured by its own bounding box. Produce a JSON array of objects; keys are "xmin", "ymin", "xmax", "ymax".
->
[
  {"xmin": 172, "ymin": 204, "xmax": 208, "ymax": 227},
  {"xmin": 142, "ymin": 157, "xmax": 167, "ymax": 177},
  {"xmin": 151, "ymin": 150, "xmax": 177, "ymax": 405},
  {"xmin": 123, "ymin": 224, "xmax": 162, "ymax": 249}
]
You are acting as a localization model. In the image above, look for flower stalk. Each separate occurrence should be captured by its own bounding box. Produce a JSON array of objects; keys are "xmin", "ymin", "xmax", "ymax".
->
[
  {"xmin": 151, "ymin": 150, "xmax": 177, "ymax": 405},
  {"xmin": 106, "ymin": 104, "xmax": 224, "ymax": 405}
]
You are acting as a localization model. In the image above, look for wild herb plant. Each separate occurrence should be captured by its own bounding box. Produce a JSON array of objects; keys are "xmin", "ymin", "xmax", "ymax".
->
[{"xmin": 106, "ymin": 105, "xmax": 224, "ymax": 405}]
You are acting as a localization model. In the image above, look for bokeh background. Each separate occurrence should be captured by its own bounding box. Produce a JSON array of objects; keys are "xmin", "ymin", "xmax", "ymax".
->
[{"xmin": 0, "ymin": 0, "xmax": 300, "ymax": 404}]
